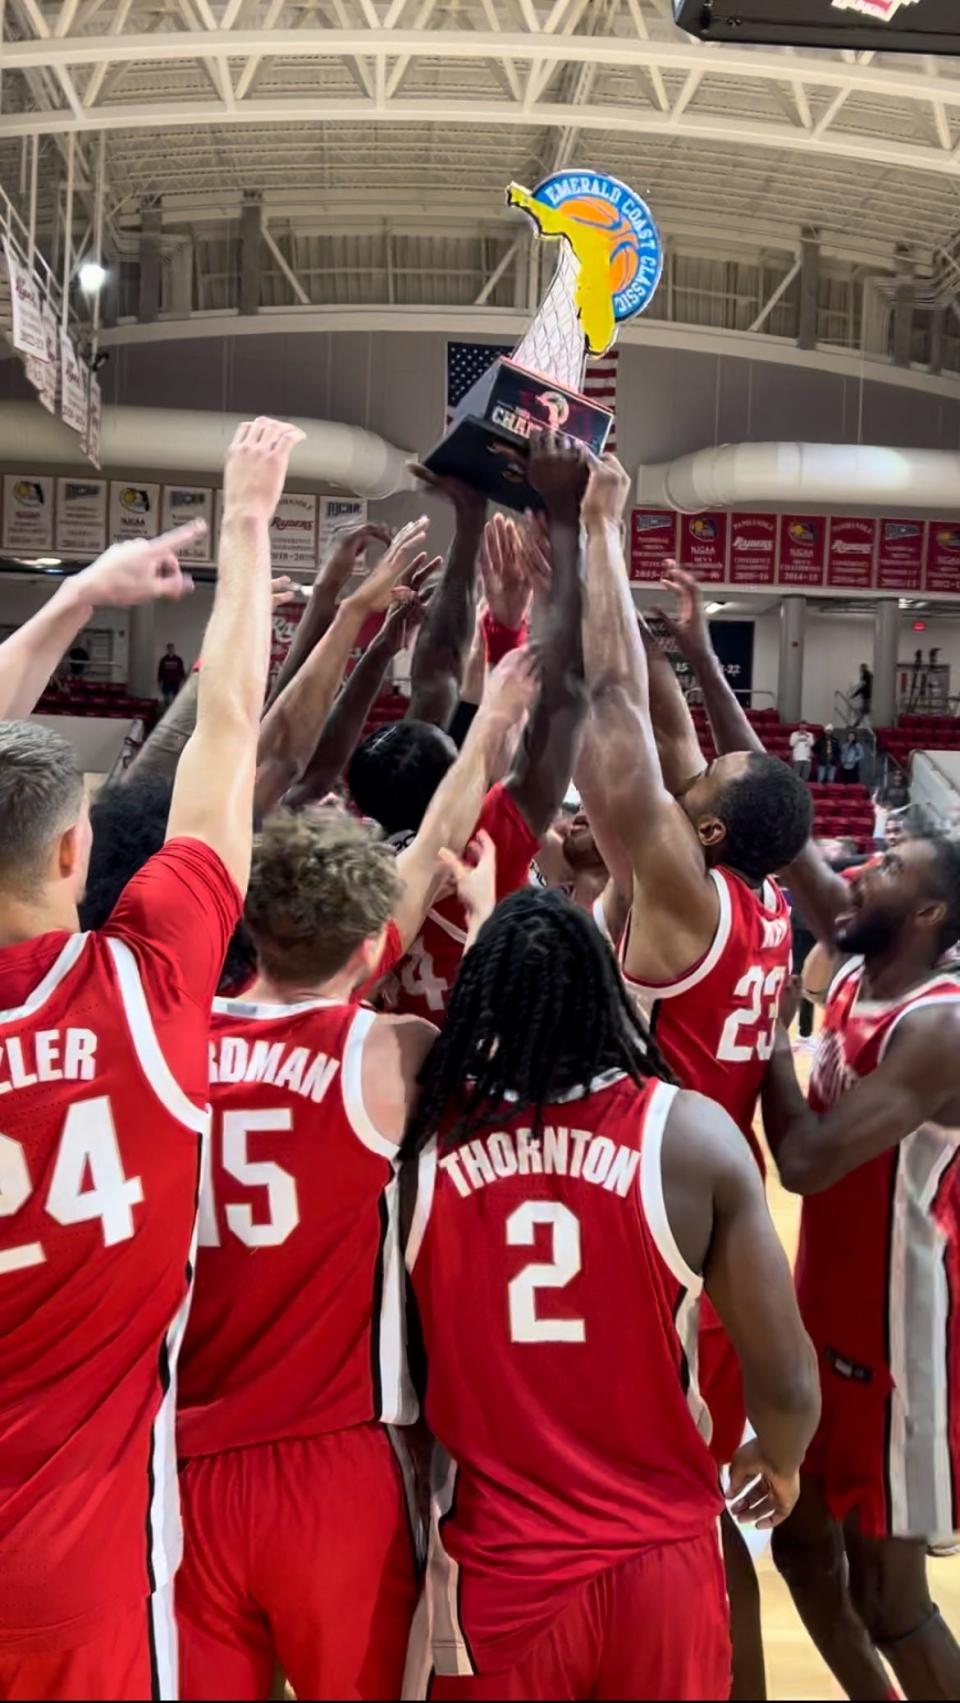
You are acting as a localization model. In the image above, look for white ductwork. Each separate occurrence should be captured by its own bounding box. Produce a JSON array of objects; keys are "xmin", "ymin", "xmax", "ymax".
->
[
  {"xmin": 0, "ymin": 402, "xmax": 414, "ymax": 500},
  {"xmin": 636, "ymin": 442, "xmax": 960, "ymax": 514}
]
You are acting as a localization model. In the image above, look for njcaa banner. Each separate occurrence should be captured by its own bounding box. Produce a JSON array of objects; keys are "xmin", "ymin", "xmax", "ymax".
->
[
  {"xmin": 161, "ymin": 486, "xmax": 214, "ymax": 562},
  {"xmin": 109, "ymin": 481, "xmax": 160, "ymax": 545},
  {"xmin": 2, "ymin": 474, "xmax": 53, "ymax": 552},
  {"xmin": 629, "ymin": 505, "xmax": 960, "ymax": 594}
]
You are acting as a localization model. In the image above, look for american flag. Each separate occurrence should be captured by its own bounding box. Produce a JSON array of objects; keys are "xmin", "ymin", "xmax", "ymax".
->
[
  {"xmin": 584, "ymin": 350, "xmax": 620, "ymax": 452},
  {"xmin": 446, "ymin": 341, "xmax": 513, "ymax": 428},
  {"xmin": 445, "ymin": 338, "xmax": 620, "ymax": 449}
]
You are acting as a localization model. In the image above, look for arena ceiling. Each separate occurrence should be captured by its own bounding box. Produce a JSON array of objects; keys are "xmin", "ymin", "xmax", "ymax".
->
[{"xmin": 4, "ymin": 0, "xmax": 960, "ymax": 355}]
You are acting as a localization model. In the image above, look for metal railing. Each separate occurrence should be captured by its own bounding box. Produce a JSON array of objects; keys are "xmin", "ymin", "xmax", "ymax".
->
[
  {"xmin": 0, "ymin": 162, "xmax": 84, "ymax": 342},
  {"xmin": 685, "ymin": 687, "xmax": 779, "ymax": 711}
]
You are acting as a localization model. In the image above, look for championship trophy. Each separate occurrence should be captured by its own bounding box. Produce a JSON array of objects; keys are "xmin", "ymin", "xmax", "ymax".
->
[{"xmin": 424, "ymin": 170, "xmax": 664, "ymax": 511}]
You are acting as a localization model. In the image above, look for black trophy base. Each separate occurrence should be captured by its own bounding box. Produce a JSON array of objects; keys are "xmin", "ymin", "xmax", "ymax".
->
[{"xmin": 423, "ymin": 356, "xmax": 612, "ymax": 514}]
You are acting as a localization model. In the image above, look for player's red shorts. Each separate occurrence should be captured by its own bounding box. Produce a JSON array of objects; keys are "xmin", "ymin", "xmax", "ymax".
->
[
  {"xmin": 700, "ymin": 1305, "xmax": 747, "ymax": 1468},
  {"xmin": 0, "ymin": 1583, "xmax": 177, "ymax": 1702},
  {"xmin": 177, "ymin": 1424, "xmax": 417, "ymax": 1701},
  {"xmin": 800, "ymin": 1342, "xmax": 960, "ymax": 1541},
  {"xmin": 427, "ymin": 1530, "xmax": 729, "ymax": 1703}
]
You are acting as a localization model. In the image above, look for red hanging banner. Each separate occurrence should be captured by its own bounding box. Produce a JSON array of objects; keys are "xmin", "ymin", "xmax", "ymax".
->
[
  {"xmin": 778, "ymin": 514, "xmax": 826, "ymax": 587},
  {"xmin": 924, "ymin": 521, "xmax": 960, "ymax": 595},
  {"xmin": 629, "ymin": 508, "xmax": 678, "ymax": 582},
  {"xmin": 728, "ymin": 513, "xmax": 776, "ymax": 585},
  {"xmin": 827, "ymin": 516, "xmax": 876, "ymax": 589},
  {"xmin": 876, "ymin": 518, "xmax": 924, "ymax": 592},
  {"xmin": 678, "ymin": 512, "xmax": 727, "ymax": 583}
]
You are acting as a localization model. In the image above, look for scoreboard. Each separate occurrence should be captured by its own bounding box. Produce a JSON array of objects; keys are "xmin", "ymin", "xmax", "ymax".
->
[{"xmin": 673, "ymin": 1, "xmax": 959, "ymax": 53}]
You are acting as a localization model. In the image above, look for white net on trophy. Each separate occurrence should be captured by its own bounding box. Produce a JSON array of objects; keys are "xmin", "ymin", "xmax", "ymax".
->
[{"xmin": 512, "ymin": 245, "xmax": 586, "ymax": 393}]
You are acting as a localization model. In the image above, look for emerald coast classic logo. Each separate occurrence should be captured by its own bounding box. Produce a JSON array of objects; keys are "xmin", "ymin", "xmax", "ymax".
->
[{"xmin": 506, "ymin": 171, "xmax": 663, "ymax": 356}]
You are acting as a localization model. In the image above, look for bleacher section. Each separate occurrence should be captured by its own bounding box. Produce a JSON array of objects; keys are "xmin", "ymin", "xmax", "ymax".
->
[
  {"xmin": 877, "ymin": 714, "xmax": 960, "ymax": 775},
  {"xmin": 34, "ymin": 678, "xmax": 157, "ymax": 722}
]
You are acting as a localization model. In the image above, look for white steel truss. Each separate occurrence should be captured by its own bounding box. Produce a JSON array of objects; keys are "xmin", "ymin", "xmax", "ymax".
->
[{"xmin": 2, "ymin": 0, "xmax": 960, "ymax": 364}]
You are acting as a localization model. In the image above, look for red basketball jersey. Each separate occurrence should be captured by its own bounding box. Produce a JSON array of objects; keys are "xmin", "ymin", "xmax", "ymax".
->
[
  {"xmin": 798, "ymin": 957, "xmax": 960, "ymax": 1536},
  {"xmin": 0, "ymin": 839, "xmax": 240, "ymax": 1654},
  {"xmin": 620, "ymin": 867, "xmax": 791, "ymax": 1157},
  {"xmin": 382, "ymin": 782, "xmax": 539, "ymax": 1020},
  {"xmin": 177, "ymin": 995, "xmax": 417, "ymax": 1460},
  {"xmin": 405, "ymin": 1074, "xmax": 723, "ymax": 1675}
]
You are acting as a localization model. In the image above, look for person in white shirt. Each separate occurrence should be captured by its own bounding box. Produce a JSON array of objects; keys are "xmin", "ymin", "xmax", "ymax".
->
[{"xmin": 789, "ymin": 722, "xmax": 815, "ymax": 781}]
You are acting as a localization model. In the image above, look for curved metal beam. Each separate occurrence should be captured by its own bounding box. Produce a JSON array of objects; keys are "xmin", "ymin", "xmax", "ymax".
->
[
  {"xmin": 0, "ymin": 92, "xmax": 957, "ymax": 191},
  {"xmin": 0, "ymin": 27, "xmax": 957, "ymax": 110}
]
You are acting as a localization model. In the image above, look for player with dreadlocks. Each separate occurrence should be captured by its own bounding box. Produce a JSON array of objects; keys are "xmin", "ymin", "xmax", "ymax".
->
[{"xmin": 401, "ymin": 887, "xmax": 820, "ymax": 1703}]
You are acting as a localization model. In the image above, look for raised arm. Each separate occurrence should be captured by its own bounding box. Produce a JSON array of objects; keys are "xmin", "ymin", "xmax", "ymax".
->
[
  {"xmin": 638, "ymin": 616, "xmax": 706, "ymax": 796},
  {"xmin": 661, "ymin": 563, "xmax": 849, "ymax": 945},
  {"xmin": 0, "ymin": 523, "xmax": 203, "ymax": 720},
  {"xmin": 663, "ymin": 1091, "xmax": 821, "ymax": 1524},
  {"xmin": 284, "ymin": 593, "xmax": 427, "ymax": 810},
  {"xmin": 503, "ymin": 431, "xmax": 588, "ymax": 839},
  {"xmin": 579, "ymin": 458, "xmax": 718, "ymax": 973},
  {"xmin": 128, "ymin": 672, "xmax": 199, "ymax": 783},
  {"xmin": 762, "ymin": 1009, "xmax": 960, "ymax": 1195},
  {"xmin": 265, "ymin": 520, "xmax": 392, "ymax": 709},
  {"xmin": 253, "ymin": 522, "xmax": 432, "ymax": 818},
  {"xmin": 390, "ymin": 648, "xmax": 538, "ymax": 950},
  {"xmin": 406, "ymin": 465, "xmax": 486, "ymax": 729},
  {"xmin": 167, "ymin": 418, "xmax": 303, "ymax": 890}
]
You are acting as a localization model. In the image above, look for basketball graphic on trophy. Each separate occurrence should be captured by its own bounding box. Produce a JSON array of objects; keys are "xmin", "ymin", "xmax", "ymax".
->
[{"xmin": 423, "ymin": 170, "xmax": 663, "ymax": 511}]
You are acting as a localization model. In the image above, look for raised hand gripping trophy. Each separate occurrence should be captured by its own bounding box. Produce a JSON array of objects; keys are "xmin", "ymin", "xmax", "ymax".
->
[{"xmin": 424, "ymin": 170, "xmax": 664, "ymax": 511}]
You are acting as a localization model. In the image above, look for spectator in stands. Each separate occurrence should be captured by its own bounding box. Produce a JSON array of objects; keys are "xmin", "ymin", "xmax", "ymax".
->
[
  {"xmin": 157, "ymin": 641, "xmax": 186, "ymax": 708},
  {"xmin": 886, "ymin": 769, "xmax": 909, "ymax": 810},
  {"xmin": 813, "ymin": 723, "xmax": 840, "ymax": 783},
  {"xmin": 789, "ymin": 720, "xmax": 815, "ymax": 781},
  {"xmin": 68, "ymin": 634, "xmax": 90, "ymax": 678},
  {"xmin": 840, "ymin": 728, "xmax": 864, "ymax": 784},
  {"xmin": 851, "ymin": 661, "xmax": 872, "ymax": 722}
]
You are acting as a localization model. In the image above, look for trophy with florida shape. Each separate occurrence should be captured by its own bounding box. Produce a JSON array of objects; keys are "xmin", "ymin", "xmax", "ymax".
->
[{"xmin": 423, "ymin": 170, "xmax": 664, "ymax": 511}]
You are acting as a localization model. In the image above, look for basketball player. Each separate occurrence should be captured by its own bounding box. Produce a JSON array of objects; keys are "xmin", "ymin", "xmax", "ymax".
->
[
  {"xmin": 651, "ymin": 564, "xmax": 960, "ymax": 1698},
  {"xmin": 575, "ymin": 460, "xmax": 812, "ymax": 1697},
  {"xmin": 759, "ymin": 838, "xmax": 960, "ymax": 1703},
  {"xmin": 174, "ymin": 810, "xmax": 436, "ymax": 1701},
  {"xmin": 401, "ymin": 887, "xmax": 820, "ymax": 1702},
  {"xmin": 349, "ymin": 428, "xmax": 589, "ymax": 1020},
  {"xmin": 77, "ymin": 648, "xmax": 539, "ymax": 1017},
  {"xmin": 0, "ymin": 416, "xmax": 301, "ymax": 1702}
]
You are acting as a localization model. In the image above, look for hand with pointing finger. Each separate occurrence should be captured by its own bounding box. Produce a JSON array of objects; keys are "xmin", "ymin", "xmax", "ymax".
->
[{"xmin": 73, "ymin": 523, "xmax": 207, "ymax": 609}]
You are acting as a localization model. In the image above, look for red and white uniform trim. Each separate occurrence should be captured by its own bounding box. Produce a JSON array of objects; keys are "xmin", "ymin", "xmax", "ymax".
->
[
  {"xmin": 800, "ymin": 957, "xmax": 960, "ymax": 1539},
  {"xmin": 404, "ymin": 1076, "xmax": 719, "ymax": 1679}
]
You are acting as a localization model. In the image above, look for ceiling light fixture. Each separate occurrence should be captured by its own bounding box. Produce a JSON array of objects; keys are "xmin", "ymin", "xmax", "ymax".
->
[{"xmin": 78, "ymin": 259, "xmax": 107, "ymax": 293}]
